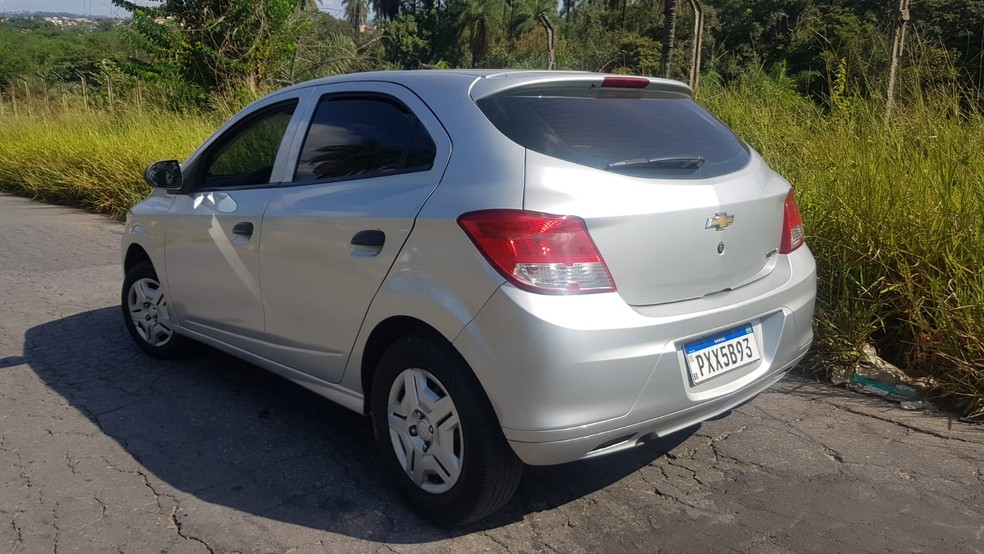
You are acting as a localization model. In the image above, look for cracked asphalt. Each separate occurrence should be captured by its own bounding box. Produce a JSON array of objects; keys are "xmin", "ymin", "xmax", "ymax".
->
[{"xmin": 1, "ymin": 192, "xmax": 983, "ymax": 553}]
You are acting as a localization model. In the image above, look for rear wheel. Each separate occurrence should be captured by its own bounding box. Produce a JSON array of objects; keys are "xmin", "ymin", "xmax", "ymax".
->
[
  {"xmin": 371, "ymin": 335, "xmax": 523, "ymax": 526},
  {"xmin": 122, "ymin": 262, "xmax": 192, "ymax": 358}
]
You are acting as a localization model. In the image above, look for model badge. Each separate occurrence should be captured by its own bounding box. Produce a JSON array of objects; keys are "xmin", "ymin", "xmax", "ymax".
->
[{"xmin": 705, "ymin": 212, "xmax": 735, "ymax": 231}]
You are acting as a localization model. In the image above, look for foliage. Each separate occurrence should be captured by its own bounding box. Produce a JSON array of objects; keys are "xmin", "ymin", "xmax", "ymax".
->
[
  {"xmin": 109, "ymin": 0, "xmax": 303, "ymax": 92},
  {"xmin": 0, "ymin": 18, "xmax": 129, "ymax": 81},
  {"xmin": 910, "ymin": 0, "xmax": 984, "ymax": 93},
  {"xmin": 381, "ymin": 15, "xmax": 432, "ymax": 69},
  {"xmin": 701, "ymin": 69, "xmax": 984, "ymax": 419},
  {"xmin": 279, "ymin": 10, "xmax": 378, "ymax": 82},
  {"xmin": 344, "ymin": 0, "xmax": 369, "ymax": 28}
]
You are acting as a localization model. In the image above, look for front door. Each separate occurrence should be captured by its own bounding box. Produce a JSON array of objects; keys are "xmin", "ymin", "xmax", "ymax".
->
[{"xmin": 165, "ymin": 99, "xmax": 302, "ymax": 351}]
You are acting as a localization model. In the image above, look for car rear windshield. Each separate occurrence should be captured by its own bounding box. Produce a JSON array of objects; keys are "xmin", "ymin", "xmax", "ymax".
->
[{"xmin": 476, "ymin": 94, "xmax": 750, "ymax": 179}]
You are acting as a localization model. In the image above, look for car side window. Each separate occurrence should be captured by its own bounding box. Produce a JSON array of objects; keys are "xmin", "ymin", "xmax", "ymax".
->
[
  {"xmin": 201, "ymin": 101, "xmax": 297, "ymax": 189},
  {"xmin": 293, "ymin": 95, "xmax": 436, "ymax": 183}
]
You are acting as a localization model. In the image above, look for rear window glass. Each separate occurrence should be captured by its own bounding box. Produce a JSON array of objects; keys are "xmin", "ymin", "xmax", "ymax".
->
[{"xmin": 476, "ymin": 95, "xmax": 750, "ymax": 179}]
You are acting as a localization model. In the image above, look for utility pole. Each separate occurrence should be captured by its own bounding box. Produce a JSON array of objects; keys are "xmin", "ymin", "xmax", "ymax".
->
[{"xmin": 885, "ymin": 0, "xmax": 911, "ymax": 123}]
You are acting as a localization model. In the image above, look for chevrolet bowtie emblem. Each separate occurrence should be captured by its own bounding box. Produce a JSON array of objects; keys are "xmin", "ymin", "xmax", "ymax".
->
[{"xmin": 705, "ymin": 212, "xmax": 735, "ymax": 231}]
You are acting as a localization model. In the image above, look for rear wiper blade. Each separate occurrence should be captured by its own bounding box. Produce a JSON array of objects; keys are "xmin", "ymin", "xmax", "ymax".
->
[{"xmin": 607, "ymin": 156, "xmax": 705, "ymax": 169}]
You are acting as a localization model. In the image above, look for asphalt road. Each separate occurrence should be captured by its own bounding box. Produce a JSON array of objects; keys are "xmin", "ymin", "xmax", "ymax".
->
[{"xmin": 1, "ymin": 192, "xmax": 982, "ymax": 554}]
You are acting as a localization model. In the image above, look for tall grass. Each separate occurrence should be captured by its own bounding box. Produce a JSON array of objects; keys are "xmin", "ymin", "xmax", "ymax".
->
[
  {"xmin": 0, "ymin": 109, "xmax": 216, "ymax": 217},
  {"xmin": 701, "ymin": 69, "xmax": 984, "ymax": 419},
  {"xmin": 1, "ymin": 73, "xmax": 982, "ymax": 418}
]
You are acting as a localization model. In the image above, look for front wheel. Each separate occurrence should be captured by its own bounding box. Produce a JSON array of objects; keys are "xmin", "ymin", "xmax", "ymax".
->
[
  {"xmin": 121, "ymin": 262, "xmax": 192, "ymax": 359},
  {"xmin": 371, "ymin": 335, "xmax": 523, "ymax": 526}
]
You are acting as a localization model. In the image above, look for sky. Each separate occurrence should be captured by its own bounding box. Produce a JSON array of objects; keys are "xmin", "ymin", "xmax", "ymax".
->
[{"xmin": 0, "ymin": 0, "xmax": 345, "ymax": 18}]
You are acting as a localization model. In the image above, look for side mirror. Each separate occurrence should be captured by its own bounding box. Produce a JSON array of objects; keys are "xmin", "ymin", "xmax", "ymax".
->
[{"xmin": 144, "ymin": 160, "xmax": 183, "ymax": 191}]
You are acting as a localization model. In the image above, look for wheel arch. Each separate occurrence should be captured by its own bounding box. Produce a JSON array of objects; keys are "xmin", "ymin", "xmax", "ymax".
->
[
  {"xmin": 123, "ymin": 243, "xmax": 153, "ymax": 274},
  {"xmin": 360, "ymin": 316, "xmax": 449, "ymax": 415}
]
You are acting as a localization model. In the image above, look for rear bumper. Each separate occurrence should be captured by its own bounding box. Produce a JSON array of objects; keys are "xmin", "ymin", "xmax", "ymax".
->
[
  {"xmin": 507, "ymin": 350, "xmax": 804, "ymax": 465},
  {"xmin": 453, "ymin": 246, "xmax": 816, "ymax": 466}
]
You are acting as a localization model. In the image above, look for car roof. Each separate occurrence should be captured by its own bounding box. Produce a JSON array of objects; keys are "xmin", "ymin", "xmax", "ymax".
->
[{"xmin": 269, "ymin": 70, "xmax": 693, "ymax": 101}]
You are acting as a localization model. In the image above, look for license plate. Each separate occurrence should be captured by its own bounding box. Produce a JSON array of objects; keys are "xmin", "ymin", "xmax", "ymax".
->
[{"xmin": 684, "ymin": 324, "xmax": 761, "ymax": 385}]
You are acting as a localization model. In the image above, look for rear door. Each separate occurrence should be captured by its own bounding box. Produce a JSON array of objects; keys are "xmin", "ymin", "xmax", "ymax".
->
[
  {"xmin": 258, "ymin": 82, "xmax": 451, "ymax": 383},
  {"xmin": 476, "ymin": 79, "xmax": 790, "ymax": 305}
]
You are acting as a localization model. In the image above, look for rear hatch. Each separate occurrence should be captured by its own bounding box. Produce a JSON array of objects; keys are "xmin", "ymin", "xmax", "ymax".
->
[{"xmin": 474, "ymin": 74, "xmax": 791, "ymax": 306}]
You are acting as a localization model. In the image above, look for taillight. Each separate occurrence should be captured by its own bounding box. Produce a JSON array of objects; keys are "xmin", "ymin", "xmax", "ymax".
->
[
  {"xmin": 780, "ymin": 189, "xmax": 805, "ymax": 254},
  {"xmin": 457, "ymin": 210, "xmax": 616, "ymax": 294},
  {"xmin": 601, "ymin": 76, "xmax": 650, "ymax": 89}
]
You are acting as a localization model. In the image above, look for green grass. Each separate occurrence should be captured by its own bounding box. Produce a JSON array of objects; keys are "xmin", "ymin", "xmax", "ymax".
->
[
  {"xmin": 1, "ymin": 77, "xmax": 982, "ymax": 419},
  {"xmin": 0, "ymin": 109, "xmax": 216, "ymax": 218},
  {"xmin": 701, "ymin": 70, "xmax": 984, "ymax": 419}
]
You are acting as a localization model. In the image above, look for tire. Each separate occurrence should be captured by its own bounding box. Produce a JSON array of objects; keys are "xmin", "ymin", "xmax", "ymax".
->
[
  {"xmin": 371, "ymin": 335, "xmax": 523, "ymax": 526},
  {"xmin": 121, "ymin": 261, "xmax": 192, "ymax": 359}
]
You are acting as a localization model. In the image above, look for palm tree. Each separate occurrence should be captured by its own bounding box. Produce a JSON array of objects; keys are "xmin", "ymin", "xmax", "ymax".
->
[
  {"xmin": 459, "ymin": 0, "xmax": 508, "ymax": 66},
  {"xmin": 344, "ymin": 0, "xmax": 369, "ymax": 28},
  {"xmin": 506, "ymin": 0, "xmax": 556, "ymax": 40}
]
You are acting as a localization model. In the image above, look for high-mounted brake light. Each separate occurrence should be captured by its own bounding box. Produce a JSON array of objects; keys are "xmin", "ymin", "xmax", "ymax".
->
[
  {"xmin": 779, "ymin": 189, "xmax": 805, "ymax": 254},
  {"xmin": 458, "ymin": 210, "xmax": 616, "ymax": 294},
  {"xmin": 601, "ymin": 76, "xmax": 650, "ymax": 89}
]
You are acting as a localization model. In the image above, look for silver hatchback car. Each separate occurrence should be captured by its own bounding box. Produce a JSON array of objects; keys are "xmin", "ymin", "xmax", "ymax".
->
[{"xmin": 122, "ymin": 70, "xmax": 816, "ymax": 525}]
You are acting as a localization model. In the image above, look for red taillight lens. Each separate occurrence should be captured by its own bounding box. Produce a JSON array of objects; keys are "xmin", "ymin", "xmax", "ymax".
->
[
  {"xmin": 780, "ymin": 189, "xmax": 805, "ymax": 254},
  {"xmin": 457, "ymin": 210, "xmax": 616, "ymax": 294},
  {"xmin": 601, "ymin": 76, "xmax": 650, "ymax": 89}
]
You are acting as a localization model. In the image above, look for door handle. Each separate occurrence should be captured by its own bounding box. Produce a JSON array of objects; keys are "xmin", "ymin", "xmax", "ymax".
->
[
  {"xmin": 232, "ymin": 222, "xmax": 254, "ymax": 236},
  {"xmin": 351, "ymin": 230, "xmax": 385, "ymax": 247}
]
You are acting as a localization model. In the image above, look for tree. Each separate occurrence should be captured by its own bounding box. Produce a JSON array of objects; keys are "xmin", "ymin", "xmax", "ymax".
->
[
  {"xmin": 373, "ymin": 0, "xmax": 401, "ymax": 20},
  {"xmin": 110, "ymin": 0, "xmax": 303, "ymax": 92},
  {"xmin": 687, "ymin": 0, "xmax": 704, "ymax": 88},
  {"xmin": 885, "ymin": 0, "xmax": 911, "ymax": 122},
  {"xmin": 561, "ymin": 0, "xmax": 575, "ymax": 20},
  {"xmin": 344, "ymin": 0, "xmax": 370, "ymax": 29},
  {"xmin": 537, "ymin": 12, "xmax": 556, "ymax": 69},
  {"xmin": 661, "ymin": 0, "xmax": 677, "ymax": 77},
  {"xmin": 909, "ymin": 0, "xmax": 984, "ymax": 92},
  {"xmin": 280, "ymin": 9, "xmax": 376, "ymax": 83},
  {"xmin": 507, "ymin": 0, "xmax": 557, "ymax": 40},
  {"xmin": 381, "ymin": 15, "xmax": 430, "ymax": 68},
  {"xmin": 459, "ymin": 0, "xmax": 507, "ymax": 66}
]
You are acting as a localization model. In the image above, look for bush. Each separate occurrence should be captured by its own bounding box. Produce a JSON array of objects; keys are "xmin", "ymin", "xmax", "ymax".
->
[{"xmin": 701, "ymin": 69, "xmax": 984, "ymax": 419}]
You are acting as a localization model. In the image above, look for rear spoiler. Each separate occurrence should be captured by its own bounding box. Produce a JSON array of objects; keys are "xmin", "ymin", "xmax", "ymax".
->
[{"xmin": 469, "ymin": 72, "xmax": 693, "ymax": 101}]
